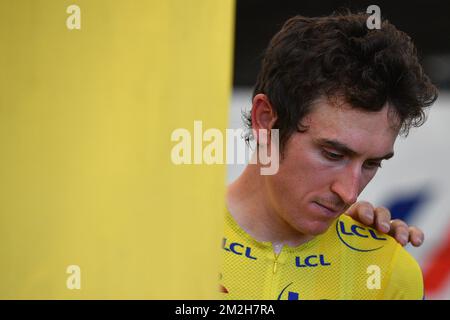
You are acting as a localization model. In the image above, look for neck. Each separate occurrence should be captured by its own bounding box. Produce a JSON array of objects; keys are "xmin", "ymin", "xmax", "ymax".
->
[{"xmin": 226, "ymin": 162, "xmax": 314, "ymax": 248}]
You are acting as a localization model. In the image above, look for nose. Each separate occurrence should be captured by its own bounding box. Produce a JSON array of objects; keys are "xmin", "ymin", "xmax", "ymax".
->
[{"xmin": 330, "ymin": 165, "xmax": 361, "ymax": 206}]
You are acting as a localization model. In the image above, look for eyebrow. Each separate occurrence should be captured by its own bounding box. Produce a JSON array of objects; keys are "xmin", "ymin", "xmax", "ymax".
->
[{"xmin": 316, "ymin": 138, "xmax": 394, "ymax": 161}]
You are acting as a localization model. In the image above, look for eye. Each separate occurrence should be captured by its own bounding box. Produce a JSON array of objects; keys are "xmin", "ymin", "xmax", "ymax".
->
[
  {"xmin": 363, "ymin": 161, "xmax": 382, "ymax": 169},
  {"xmin": 322, "ymin": 150, "xmax": 343, "ymax": 161}
]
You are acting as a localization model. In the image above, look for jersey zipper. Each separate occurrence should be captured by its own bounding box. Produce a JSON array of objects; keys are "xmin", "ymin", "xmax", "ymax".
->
[
  {"xmin": 268, "ymin": 246, "xmax": 283, "ymax": 299},
  {"xmin": 273, "ymin": 252, "xmax": 280, "ymax": 274}
]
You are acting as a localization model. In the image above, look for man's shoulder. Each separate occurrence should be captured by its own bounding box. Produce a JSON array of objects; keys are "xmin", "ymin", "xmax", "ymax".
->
[
  {"xmin": 336, "ymin": 214, "xmax": 420, "ymax": 269},
  {"xmin": 384, "ymin": 240, "xmax": 424, "ymax": 299},
  {"xmin": 330, "ymin": 214, "xmax": 399, "ymax": 253},
  {"xmin": 337, "ymin": 215, "xmax": 423, "ymax": 299}
]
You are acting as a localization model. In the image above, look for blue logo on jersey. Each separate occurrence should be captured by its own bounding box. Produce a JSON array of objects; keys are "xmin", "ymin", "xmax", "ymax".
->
[
  {"xmin": 222, "ymin": 238, "xmax": 257, "ymax": 260},
  {"xmin": 277, "ymin": 282, "xmax": 299, "ymax": 300},
  {"xmin": 336, "ymin": 220, "xmax": 387, "ymax": 252},
  {"xmin": 295, "ymin": 255, "xmax": 331, "ymax": 267}
]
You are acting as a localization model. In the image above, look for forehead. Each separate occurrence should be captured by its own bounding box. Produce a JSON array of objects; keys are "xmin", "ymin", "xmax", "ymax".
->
[{"xmin": 302, "ymin": 98, "xmax": 399, "ymax": 156}]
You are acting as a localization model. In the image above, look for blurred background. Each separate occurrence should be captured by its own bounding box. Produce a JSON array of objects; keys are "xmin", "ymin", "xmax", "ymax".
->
[{"xmin": 228, "ymin": 0, "xmax": 450, "ymax": 299}]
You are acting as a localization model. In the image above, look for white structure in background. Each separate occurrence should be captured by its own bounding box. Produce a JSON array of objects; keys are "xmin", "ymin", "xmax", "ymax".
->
[{"xmin": 227, "ymin": 88, "xmax": 450, "ymax": 300}]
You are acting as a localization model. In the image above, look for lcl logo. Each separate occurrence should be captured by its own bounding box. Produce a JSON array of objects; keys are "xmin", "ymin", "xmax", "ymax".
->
[{"xmin": 336, "ymin": 220, "xmax": 387, "ymax": 252}]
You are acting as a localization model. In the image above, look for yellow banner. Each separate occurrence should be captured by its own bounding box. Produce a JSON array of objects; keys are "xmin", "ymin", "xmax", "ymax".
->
[{"xmin": 0, "ymin": 0, "xmax": 234, "ymax": 299}]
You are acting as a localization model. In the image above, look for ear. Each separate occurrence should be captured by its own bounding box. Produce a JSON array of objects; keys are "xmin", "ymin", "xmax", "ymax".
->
[{"xmin": 251, "ymin": 94, "xmax": 278, "ymax": 144}]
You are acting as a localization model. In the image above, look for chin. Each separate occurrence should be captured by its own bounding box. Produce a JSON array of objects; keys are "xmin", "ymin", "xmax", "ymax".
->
[{"xmin": 299, "ymin": 219, "xmax": 333, "ymax": 236}]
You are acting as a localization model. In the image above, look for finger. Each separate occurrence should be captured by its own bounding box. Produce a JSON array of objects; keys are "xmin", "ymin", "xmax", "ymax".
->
[
  {"xmin": 408, "ymin": 226, "xmax": 424, "ymax": 247},
  {"xmin": 390, "ymin": 219, "xmax": 409, "ymax": 246},
  {"xmin": 374, "ymin": 206, "xmax": 391, "ymax": 234},
  {"xmin": 346, "ymin": 201, "xmax": 375, "ymax": 226}
]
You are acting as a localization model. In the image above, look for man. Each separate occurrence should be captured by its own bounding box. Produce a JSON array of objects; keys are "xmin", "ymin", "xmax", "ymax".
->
[{"xmin": 222, "ymin": 11, "xmax": 438, "ymax": 299}]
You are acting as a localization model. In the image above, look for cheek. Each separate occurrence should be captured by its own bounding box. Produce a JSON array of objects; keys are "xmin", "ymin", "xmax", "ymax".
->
[
  {"xmin": 271, "ymin": 151, "xmax": 332, "ymax": 201},
  {"xmin": 264, "ymin": 165, "xmax": 304, "ymax": 212}
]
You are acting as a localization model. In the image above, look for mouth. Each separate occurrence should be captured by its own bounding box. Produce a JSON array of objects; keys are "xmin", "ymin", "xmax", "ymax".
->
[{"xmin": 312, "ymin": 201, "xmax": 343, "ymax": 218}]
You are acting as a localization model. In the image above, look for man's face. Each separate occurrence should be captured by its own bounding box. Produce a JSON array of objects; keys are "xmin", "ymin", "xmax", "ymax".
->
[{"xmin": 266, "ymin": 98, "xmax": 398, "ymax": 236}]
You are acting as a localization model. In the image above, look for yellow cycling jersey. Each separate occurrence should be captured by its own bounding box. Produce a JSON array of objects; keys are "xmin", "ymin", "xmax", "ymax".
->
[{"xmin": 220, "ymin": 210, "xmax": 424, "ymax": 300}]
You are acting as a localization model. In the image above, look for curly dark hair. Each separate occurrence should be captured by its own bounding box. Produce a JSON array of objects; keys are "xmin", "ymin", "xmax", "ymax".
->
[{"xmin": 245, "ymin": 11, "xmax": 438, "ymax": 154}]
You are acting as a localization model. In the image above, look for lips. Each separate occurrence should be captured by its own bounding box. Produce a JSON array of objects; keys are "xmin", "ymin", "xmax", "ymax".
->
[{"xmin": 313, "ymin": 201, "xmax": 343, "ymax": 218}]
